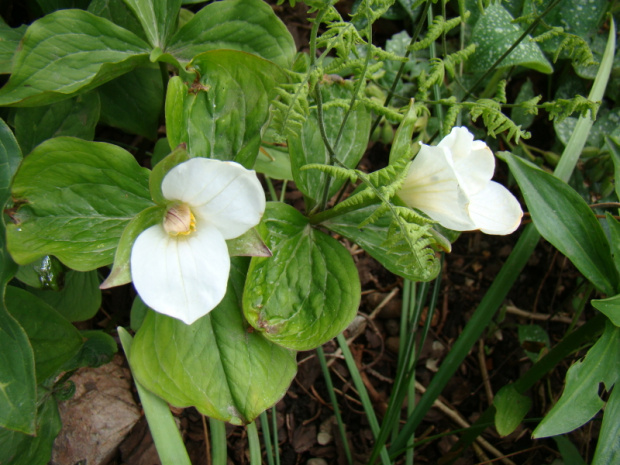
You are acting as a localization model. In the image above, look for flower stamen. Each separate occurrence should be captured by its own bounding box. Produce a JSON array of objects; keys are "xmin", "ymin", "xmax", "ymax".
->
[{"xmin": 164, "ymin": 203, "xmax": 196, "ymax": 236}]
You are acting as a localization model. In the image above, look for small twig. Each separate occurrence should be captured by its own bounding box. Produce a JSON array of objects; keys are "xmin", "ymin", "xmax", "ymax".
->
[
  {"xmin": 478, "ymin": 339, "xmax": 494, "ymax": 406},
  {"xmin": 505, "ymin": 305, "xmax": 578, "ymax": 325}
]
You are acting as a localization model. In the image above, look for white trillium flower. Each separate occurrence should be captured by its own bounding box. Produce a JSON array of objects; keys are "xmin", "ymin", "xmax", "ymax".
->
[
  {"xmin": 398, "ymin": 126, "xmax": 523, "ymax": 235},
  {"xmin": 131, "ymin": 158, "xmax": 266, "ymax": 325}
]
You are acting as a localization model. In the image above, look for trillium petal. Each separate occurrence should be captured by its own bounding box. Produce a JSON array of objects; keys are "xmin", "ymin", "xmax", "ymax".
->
[
  {"xmin": 398, "ymin": 144, "xmax": 476, "ymax": 231},
  {"xmin": 444, "ymin": 128, "xmax": 495, "ymax": 197},
  {"xmin": 468, "ymin": 181, "xmax": 523, "ymax": 235},
  {"xmin": 131, "ymin": 224, "xmax": 230, "ymax": 324},
  {"xmin": 162, "ymin": 158, "xmax": 265, "ymax": 239}
]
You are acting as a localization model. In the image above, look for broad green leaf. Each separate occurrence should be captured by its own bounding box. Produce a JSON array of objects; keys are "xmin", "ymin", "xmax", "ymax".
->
[
  {"xmin": 149, "ymin": 144, "xmax": 189, "ymax": 204},
  {"xmin": 607, "ymin": 136, "xmax": 620, "ymax": 201},
  {"xmin": 254, "ymin": 146, "xmax": 293, "ymax": 180},
  {"xmin": 15, "ymin": 256, "xmax": 65, "ymax": 291},
  {"xmin": 605, "ymin": 212, "xmax": 620, "ymax": 282},
  {"xmin": 165, "ymin": 50, "xmax": 286, "ymax": 167},
  {"xmin": 227, "ymin": 228, "xmax": 271, "ymax": 258},
  {"xmin": 289, "ymin": 81, "xmax": 371, "ymax": 209},
  {"xmin": 0, "ymin": 20, "xmax": 26, "ymax": 74},
  {"xmin": 5, "ymin": 286, "xmax": 83, "ymax": 383},
  {"xmin": 592, "ymin": 383, "xmax": 620, "ymax": 465},
  {"xmin": 494, "ymin": 384, "xmax": 532, "ymax": 437},
  {"xmin": 533, "ymin": 321, "xmax": 620, "ymax": 438},
  {"xmin": 323, "ymin": 204, "xmax": 441, "ymax": 282},
  {"xmin": 130, "ymin": 258, "xmax": 297, "ymax": 425},
  {"xmin": 470, "ymin": 4, "xmax": 552, "ymax": 74},
  {"xmin": 511, "ymin": 79, "xmax": 537, "ymax": 129},
  {"xmin": 167, "ymin": 0, "xmax": 296, "ymax": 68},
  {"xmin": 7, "ymin": 137, "xmax": 153, "ymax": 271},
  {"xmin": 88, "ymin": 0, "xmax": 147, "ymax": 41},
  {"xmin": 500, "ymin": 151, "xmax": 618, "ymax": 295},
  {"xmin": 61, "ymin": 330, "xmax": 117, "ymax": 370},
  {"xmin": 554, "ymin": 436, "xmax": 587, "ymax": 465},
  {"xmin": 518, "ymin": 324, "xmax": 550, "ymax": 362},
  {"xmin": 0, "ymin": 396, "xmax": 61, "ymax": 465},
  {"xmin": 123, "ymin": 0, "xmax": 182, "ymax": 48},
  {"xmin": 98, "ymin": 65, "xmax": 163, "ymax": 139},
  {"xmin": 243, "ymin": 202, "xmax": 361, "ymax": 351},
  {"xmin": 0, "ymin": 119, "xmax": 36, "ymax": 434},
  {"xmin": 29, "ymin": 270, "xmax": 102, "ymax": 322},
  {"xmin": 0, "ymin": 9, "xmax": 150, "ymax": 107},
  {"xmin": 14, "ymin": 92, "xmax": 101, "ymax": 155},
  {"xmin": 592, "ymin": 294, "xmax": 620, "ymax": 327},
  {"xmin": 101, "ymin": 205, "xmax": 164, "ymax": 288}
]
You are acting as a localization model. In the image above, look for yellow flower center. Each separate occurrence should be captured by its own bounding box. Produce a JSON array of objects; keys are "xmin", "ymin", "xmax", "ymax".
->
[{"xmin": 163, "ymin": 203, "xmax": 196, "ymax": 236}]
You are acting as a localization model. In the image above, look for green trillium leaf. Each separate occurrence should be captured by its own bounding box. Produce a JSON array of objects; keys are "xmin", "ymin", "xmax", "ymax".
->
[
  {"xmin": 7, "ymin": 137, "xmax": 154, "ymax": 271},
  {"xmin": 165, "ymin": 50, "xmax": 286, "ymax": 167},
  {"xmin": 129, "ymin": 258, "xmax": 297, "ymax": 425},
  {"xmin": 5, "ymin": 286, "xmax": 83, "ymax": 384},
  {"xmin": 122, "ymin": 0, "xmax": 182, "ymax": 49},
  {"xmin": 289, "ymin": 80, "xmax": 371, "ymax": 210},
  {"xmin": 0, "ymin": 20, "xmax": 27, "ymax": 75},
  {"xmin": 0, "ymin": 9, "xmax": 150, "ymax": 107},
  {"xmin": 243, "ymin": 202, "xmax": 361, "ymax": 351},
  {"xmin": 493, "ymin": 384, "xmax": 532, "ymax": 437},
  {"xmin": 166, "ymin": 0, "xmax": 296, "ymax": 68}
]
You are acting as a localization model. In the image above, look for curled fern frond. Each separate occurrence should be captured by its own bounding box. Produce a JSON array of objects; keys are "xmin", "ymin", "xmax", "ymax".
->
[
  {"xmin": 443, "ymin": 101, "xmax": 462, "ymax": 132},
  {"xmin": 270, "ymin": 81, "xmax": 310, "ymax": 142},
  {"xmin": 418, "ymin": 58, "xmax": 445, "ymax": 92},
  {"xmin": 443, "ymin": 44, "xmax": 476, "ymax": 78},
  {"xmin": 554, "ymin": 33, "xmax": 598, "ymax": 67},
  {"xmin": 541, "ymin": 95, "xmax": 599, "ymax": 122},
  {"xmin": 300, "ymin": 163, "xmax": 359, "ymax": 183},
  {"xmin": 495, "ymin": 80, "xmax": 508, "ymax": 104},
  {"xmin": 468, "ymin": 99, "xmax": 529, "ymax": 142}
]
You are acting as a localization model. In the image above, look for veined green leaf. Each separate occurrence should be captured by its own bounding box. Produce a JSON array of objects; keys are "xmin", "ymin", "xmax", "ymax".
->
[
  {"xmin": 471, "ymin": 3, "xmax": 552, "ymax": 74},
  {"xmin": 592, "ymin": 293, "xmax": 620, "ymax": 327},
  {"xmin": 0, "ymin": 396, "xmax": 61, "ymax": 465},
  {"xmin": 5, "ymin": 286, "xmax": 83, "ymax": 383},
  {"xmin": 289, "ymin": 81, "xmax": 371, "ymax": 210},
  {"xmin": 243, "ymin": 202, "xmax": 361, "ymax": 351},
  {"xmin": 98, "ymin": 65, "xmax": 163, "ymax": 139},
  {"xmin": 165, "ymin": 50, "xmax": 286, "ymax": 167},
  {"xmin": 592, "ymin": 382, "xmax": 620, "ymax": 465},
  {"xmin": 167, "ymin": 0, "xmax": 296, "ymax": 68},
  {"xmin": 500, "ymin": 151, "xmax": 618, "ymax": 296},
  {"xmin": 533, "ymin": 321, "xmax": 620, "ymax": 438},
  {"xmin": 14, "ymin": 92, "xmax": 100, "ymax": 154},
  {"xmin": 7, "ymin": 137, "xmax": 153, "ymax": 271},
  {"xmin": 0, "ymin": 119, "xmax": 36, "ymax": 434},
  {"xmin": 0, "ymin": 20, "xmax": 26, "ymax": 74},
  {"xmin": 123, "ymin": 0, "xmax": 182, "ymax": 48},
  {"xmin": 0, "ymin": 9, "xmax": 150, "ymax": 107},
  {"xmin": 130, "ymin": 258, "xmax": 297, "ymax": 425},
  {"xmin": 88, "ymin": 0, "xmax": 147, "ymax": 41},
  {"xmin": 494, "ymin": 384, "xmax": 532, "ymax": 437}
]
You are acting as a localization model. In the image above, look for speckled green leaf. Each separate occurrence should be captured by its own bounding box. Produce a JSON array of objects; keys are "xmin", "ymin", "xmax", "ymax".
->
[
  {"xmin": 7, "ymin": 137, "xmax": 153, "ymax": 270},
  {"xmin": 289, "ymin": 80, "xmax": 371, "ymax": 210},
  {"xmin": 165, "ymin": 50, "xmax": 286, "ymax": 167},
  {"xmin": 130, "ymin": 258, "xmax": 297, "ymax": 425},
  {"xmin": 167, "ymin": 0, "xmax": 296, "ymax": 68},
  {"xmin": 533, "ymin": 321, "xmax": 620, "ymax": 438},
  {"xmin": 14, "ymin": 92, "xmax": 100, "ymax": 155},
  {"xmin": 0, "ymin": 9, "xmax": 150, "ymax": 107},
  {"xmin": 243, "ymin": 202, "xmax": 361, "ymax": 351},
  {"xmin": 471, "ymin": 3, "xmax": 552, "ymax": 74}
]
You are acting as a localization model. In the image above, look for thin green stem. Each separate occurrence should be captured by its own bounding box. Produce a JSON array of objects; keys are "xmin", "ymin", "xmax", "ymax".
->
[
  {"xmin": 260, "ymin": 411, "xmax": 275, "ymax": 465},
  {"xmin": 247, "ymin": 421, "xmax": 262, "ymax": 465},
  {"xmin": 209, "ymin": 418, "xmax": 228, "ymax": 465},
  {"xmin": 316, "ymin": 346, "xmax": 353, "ymax": 465},
  {"xmin": 271, "ymin": 406, "xmax": 281, "ymax": 465},
  {"xmin": 265, "ymin": 176, "xmax": 278, "ymax": 202},
  {"xmin": 336, "ymin": 333, "xmax": 392, "ymax": 465}
]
